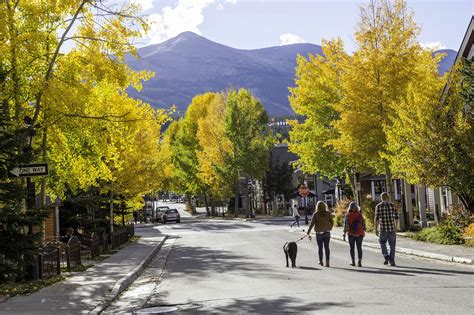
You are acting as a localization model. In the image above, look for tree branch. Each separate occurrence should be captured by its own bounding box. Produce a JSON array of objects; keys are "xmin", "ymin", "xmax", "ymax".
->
[{"xmin": 32, "ymin": 0, "xmax": 89, "ymax": 125}]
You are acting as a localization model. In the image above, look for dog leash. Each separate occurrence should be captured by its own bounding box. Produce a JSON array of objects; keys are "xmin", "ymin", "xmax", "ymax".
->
[{"xmin": 295, "ymin": 234, "xmax": 310, "ymax": 243}]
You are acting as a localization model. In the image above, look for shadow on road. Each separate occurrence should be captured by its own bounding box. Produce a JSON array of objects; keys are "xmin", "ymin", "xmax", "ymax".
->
[
  {"xmin": 393, "ymin": 265, "xmax": 474, "ymax": 276},
  {"xmin": 160, "ymin": 221, "xmax": 255, "ymax": 232},
  {"xmin": 196, "ymin": 297, "xmax": 353, "ymax": 314},
  {"xmin": 297, "ymin": 266, "xmax": 320, "ymax": 271},
  {"xmin": 331, "ymin": 265, "xmax": 474, "ymax": 277},
  {"xmin": 145, "ymin": 296, "xmax": 354, "ymax": 314},
  {"xmin": 163, "ymin": 243, "xmax": 289, "ymax": 281}
]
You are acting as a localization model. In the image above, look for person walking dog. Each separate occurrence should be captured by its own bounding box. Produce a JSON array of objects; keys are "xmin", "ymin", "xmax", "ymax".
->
[
  {"xmin": 343, "ymin": 202, "xmax": 366, "ymax": 267},
  {"xmin": 307, "ymin": 201, "xmax": 334, "ymax": 267},
  {"xmin": 375, "ymin": 192, "xmax": 399, "ymax": 266},
  {"xmin": 290, "ymin": 204, "xmax": 300, "ymax": 228}
]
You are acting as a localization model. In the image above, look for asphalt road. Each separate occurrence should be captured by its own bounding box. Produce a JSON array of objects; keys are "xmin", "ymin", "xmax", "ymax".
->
[{"xmin": 107, "ymin": 215, "xmax": 474, "ymax": 314}]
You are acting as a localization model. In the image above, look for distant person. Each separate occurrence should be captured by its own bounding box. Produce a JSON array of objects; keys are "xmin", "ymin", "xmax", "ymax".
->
[
  {"xmin": 343, "ymin": 202, "xmax": 366, "ymax": 267},
  {"xmin": 375, "ymin": 192, "xmax": 399, "ymax": 266},
  {"xmin": 133, "ymin": 210, "xmax": 138, "ymax": 224},
  {"xmin": 61, "ymin": 227, "xmax": 75, "ymax": 243},
  {"xmin": 307, "ymin": 201, "xmax": 334, "ymax": 267},
  {"xmin": 290, "ymin": 205, "xmax": 300, "ymax": 228}
]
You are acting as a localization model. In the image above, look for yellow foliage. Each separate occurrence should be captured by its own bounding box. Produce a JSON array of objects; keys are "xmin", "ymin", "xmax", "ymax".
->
[{"xmin": 463, "ymin": 224, "xmax": 474, "ymax": 247}]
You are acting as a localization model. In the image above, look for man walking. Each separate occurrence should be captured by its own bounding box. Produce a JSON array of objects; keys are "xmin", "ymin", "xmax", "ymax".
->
[{"xmin": 374, "ymin": 192, "xmax": 399, "ymax": 266}]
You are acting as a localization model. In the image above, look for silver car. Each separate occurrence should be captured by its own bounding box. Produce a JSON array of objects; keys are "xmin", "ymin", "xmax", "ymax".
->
[
  {"xmin": 162, "ymin": 209, "xmax": 180, "ymax": 224},
  {"xmin": 155, "ymin": 206, "xmax": 170, "ymax": 223}
]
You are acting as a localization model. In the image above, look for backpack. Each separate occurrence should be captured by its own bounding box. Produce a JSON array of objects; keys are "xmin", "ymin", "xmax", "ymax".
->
[{"xmin": 348, "ymin": 212, "xmax": 364, "ymax": 235}]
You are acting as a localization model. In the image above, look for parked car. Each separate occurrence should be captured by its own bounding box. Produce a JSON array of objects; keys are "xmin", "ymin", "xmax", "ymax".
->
[
  {"xmin": 155, "ymin": 206, "xmax": 170, "ymax": 223},
  {"xmin": 161, "ymin": 208, "xmax": 180, "ymax": 224}
]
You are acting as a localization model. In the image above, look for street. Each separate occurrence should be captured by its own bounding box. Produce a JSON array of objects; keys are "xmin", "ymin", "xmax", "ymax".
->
[{"xmin": 106, "ymin": 212, "xmax": 474, "ymax": 314}]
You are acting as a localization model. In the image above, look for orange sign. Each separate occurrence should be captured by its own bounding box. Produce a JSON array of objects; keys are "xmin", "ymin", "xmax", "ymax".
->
[{"xmin": 298, "ymin": 184, "xmax": 310, "ymax": 197}]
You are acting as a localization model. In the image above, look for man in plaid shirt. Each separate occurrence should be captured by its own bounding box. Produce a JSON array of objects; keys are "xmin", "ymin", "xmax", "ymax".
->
[{"xmin": 374, "ymin": 192, "xmax": 399, "ymax": 266}]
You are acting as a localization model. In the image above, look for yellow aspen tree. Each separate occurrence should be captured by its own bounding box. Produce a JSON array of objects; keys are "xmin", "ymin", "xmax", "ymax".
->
[{"xmin": 332, "ymin": 0, "xmax": 425, "ymax": 198}]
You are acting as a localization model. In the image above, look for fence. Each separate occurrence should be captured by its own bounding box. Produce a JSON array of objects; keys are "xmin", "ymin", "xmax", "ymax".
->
[
  {"xmin": 65, "ymin": 238, "xmax": 81, "ymax": 271},
  {"xmin": 81, "ymin": 233, "xmax": 100, "ymax": 259},
  {"xmin": 38, "ymin": 244, "xmax": 61, "ymax": 279},
  {"xmin": 112, "ymin": 228, "xmax": 128, "ymax": 248},
  {"xmin": 100, "ymin": 232, "xmax": 110, "ymax": 253}
]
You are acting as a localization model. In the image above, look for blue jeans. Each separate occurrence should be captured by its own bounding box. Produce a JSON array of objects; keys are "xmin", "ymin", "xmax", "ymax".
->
[
  {"xmin": 290, "ymin": 215, "xmax": 300, "ymax": 227},
  {"xmin": 379, "ymin": 231, "xmax": 396, "ymax": 263},
  {"xmin": 316, "ymin": 232, "xmax": 331, "ymax": 262}
]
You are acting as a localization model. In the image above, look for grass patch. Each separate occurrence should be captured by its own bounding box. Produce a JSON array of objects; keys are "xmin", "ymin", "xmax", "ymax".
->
[{"xmin": 0, "ymin": 275, "xmax": 67, "ymax": 298}]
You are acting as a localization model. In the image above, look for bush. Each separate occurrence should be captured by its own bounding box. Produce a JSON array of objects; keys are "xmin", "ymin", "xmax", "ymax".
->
[
  {"xmin": 415, "ymin": 206, "xmax": 472, "ymax": 245},
  {"xmin": 463, "ymin": 223, "xmax": 474, "ymax": 247},
  {"xmin": 334, "ymin": 198, "xmax": 352, "ymax": 227}
]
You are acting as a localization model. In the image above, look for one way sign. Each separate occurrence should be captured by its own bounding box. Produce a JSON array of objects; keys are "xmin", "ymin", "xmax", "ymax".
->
[{"xmin": 9, "ymin": 163, "xmax": 49, "ymax": 177}]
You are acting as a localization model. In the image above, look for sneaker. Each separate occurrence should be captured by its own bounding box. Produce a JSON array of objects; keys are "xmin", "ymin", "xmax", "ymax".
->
[
  {"xmin": 383, "ymin": 256, "xmax": 389, "ymax": 265},
  {"xmin": 358, "ymin": 261, "xmax": 362, "ymax": 267},
  {"xmin": 390, "ymin": 262, "xmax": 396, "ymax": 267},
  {"xmin": 319, "ymin": 260, "xmax": 323, "ymax": 266}
]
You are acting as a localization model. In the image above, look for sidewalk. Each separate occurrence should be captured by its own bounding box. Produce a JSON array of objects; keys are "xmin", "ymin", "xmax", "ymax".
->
[
  {"xmin": 0, "ymin": 228, "xmax": 167, "ymax": 315},
  {"xmin": 326, "ymin": 226, "xmax": 474, "ymax": 265}
]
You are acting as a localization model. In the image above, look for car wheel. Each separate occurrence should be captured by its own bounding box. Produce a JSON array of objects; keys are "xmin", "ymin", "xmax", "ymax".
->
[
  {"xmin": 176, "ymin": 219, "xmax": 180, "ymax": 223},
  {"xmin": 163, "ymin": 218, "xmax": 166, "ymax": 224}
]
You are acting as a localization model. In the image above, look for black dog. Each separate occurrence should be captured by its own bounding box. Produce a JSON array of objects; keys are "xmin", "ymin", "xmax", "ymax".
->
[{"xmin": 283, "ymin": 242, "xmax": 298, "ymax": 268}]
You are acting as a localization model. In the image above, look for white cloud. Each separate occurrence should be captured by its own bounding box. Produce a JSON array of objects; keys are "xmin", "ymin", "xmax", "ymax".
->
[
  {"xmin": 146, "ymin": 0, "xmax": 234, "ymax": 45},
  {"xmin": 133, "ymin": 0, "xmax": 154, "ymax": 11},
  {"xmin": 420, "ymin": 41, "xmax": 446, "ymax": 50},
  {"xmin": 280, "ymin": 33, "xmax": 306, "ymax": 45},
  {"xmin": 216, "ymin": 3, "xmax": 225, "ymax": 10}
]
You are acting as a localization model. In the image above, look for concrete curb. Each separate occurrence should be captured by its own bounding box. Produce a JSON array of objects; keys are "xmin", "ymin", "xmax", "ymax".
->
[
  {"xmin": 328, "ymin": 233, "xmax": 473, "ymax": 265},
  {"xmin": 90, "ymin": 235, "xmax": 169, "ymax": 314}
]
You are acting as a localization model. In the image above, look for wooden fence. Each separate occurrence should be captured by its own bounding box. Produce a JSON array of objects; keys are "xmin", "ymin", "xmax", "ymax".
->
[
  {"xmin": 65, "ymin": 238, "xmax": 81, "ymax": 271},
  {"xmin": 38, "ymin": 244, "xmax": 61, "ymax": 279},
  {"xmin": 81, "ymin": 233, "xmax": 100, "ymax": 259}
]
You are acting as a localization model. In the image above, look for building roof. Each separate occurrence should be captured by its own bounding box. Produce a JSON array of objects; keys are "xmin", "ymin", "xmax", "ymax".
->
[{"xmin": 270, "ymin": 143, "xmax": 298, "ymax": 165}]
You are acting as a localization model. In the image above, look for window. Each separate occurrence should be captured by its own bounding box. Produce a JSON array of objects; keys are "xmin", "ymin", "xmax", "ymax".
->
[{"xmin": 374, "ymin": 180, "xmax": 386, "ymax": 194}]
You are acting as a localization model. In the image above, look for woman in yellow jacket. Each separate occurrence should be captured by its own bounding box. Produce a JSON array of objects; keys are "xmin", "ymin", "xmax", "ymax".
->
[{"xmin": 307, "ymin": 201, "xmax": 334, "ymax": 267}]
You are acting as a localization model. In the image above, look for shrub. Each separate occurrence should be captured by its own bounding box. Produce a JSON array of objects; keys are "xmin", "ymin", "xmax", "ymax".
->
[
  {"xmin": 334, "ymin": 198, "xmax": 352, "ymax": 227},
  {"xmin": 463, "ymin": 223, "xmax": 474, "ymax": 247},
  {"xmin": 415, "ymin": 206, "xmax": 472, "ymax": 245},
  {"xmin": 415, "ymin": 226, "xmax": 448, "ymax": 244}
]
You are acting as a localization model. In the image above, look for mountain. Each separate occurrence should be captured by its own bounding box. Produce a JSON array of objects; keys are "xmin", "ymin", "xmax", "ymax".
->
[
  {"xmin": 435, "ymin": 49, "xmax": 457, "ymax": 75},
  {"xmin": 125, "ymin": 32, "xmax": 322, "ymax": 115},
  {"xmin": 125, "ymin": 32, "xmax": 457, "ymax": 116}
]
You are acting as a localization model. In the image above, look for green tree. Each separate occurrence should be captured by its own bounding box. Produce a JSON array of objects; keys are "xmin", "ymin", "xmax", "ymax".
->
[
  {"xmin": 288, "ymin": 39, "xmax": 350, "ymax": 179},
  {"xmin": 223, "ymin": 89, "xmax": 274, "ymax": 216},
  {"xmin": 263, "ymin": 156, "xmax": 294, "ymax": 214}
]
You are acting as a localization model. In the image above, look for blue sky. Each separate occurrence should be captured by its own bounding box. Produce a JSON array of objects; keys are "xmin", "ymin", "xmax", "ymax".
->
[{"xmin": 135, "ymin": 0, "xmax": 473, "ymax": 52}]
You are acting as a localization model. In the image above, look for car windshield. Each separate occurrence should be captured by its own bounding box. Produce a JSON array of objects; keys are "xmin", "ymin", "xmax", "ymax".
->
[
  {"xmin": 166, "ymin": 209, "xmax": 178, "ymax": 214},
  {"xmin": 156, "ymin": 207, "xmax": 169, "ymax": 211}
]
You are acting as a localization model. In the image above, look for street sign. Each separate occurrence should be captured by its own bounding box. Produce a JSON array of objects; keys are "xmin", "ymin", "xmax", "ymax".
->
[{"xmin": 9, "ymin": 163, "xmax": 49, "ymax": 177}]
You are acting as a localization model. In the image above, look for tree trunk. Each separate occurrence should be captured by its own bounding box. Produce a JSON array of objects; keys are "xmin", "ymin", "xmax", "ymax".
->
[
  {"xmin": 40, "ymin": 127, "xmax": 47, "ymax": 206},
  {"xmin": 384, "ymin": 161, "xmax": 395, "ymax": 201},
  {"xmin": 203, "ymin": 190, "xmax": 210, "ymax": 216},
  {"xmin": 263, "ymin": 188, "xmax": 268, "ymax": 215},
  {"xmin": 234, "ymin": 180, "xmax": 239, "ymax": 217},
  {"xmin": 458, "ymin": 192, "xmax": 474, "ymax": 213},
  {"xmin": 109, "ymin": 192, "xmax": 114, "ymax": 234}
]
